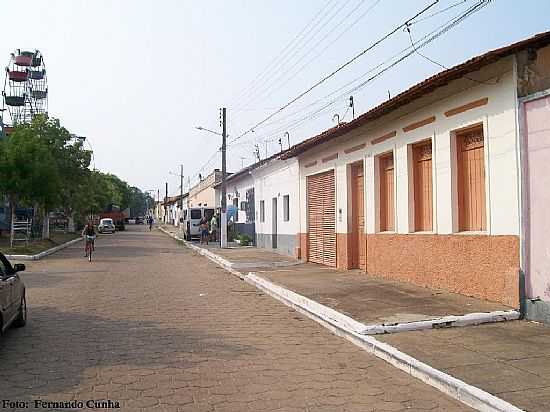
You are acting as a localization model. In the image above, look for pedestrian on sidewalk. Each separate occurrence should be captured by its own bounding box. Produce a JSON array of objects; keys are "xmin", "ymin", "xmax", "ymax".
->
[
  {"xmin": 199, "ymin": 217, "xmax": 209, "ymax": 245},
  {"xmin": 210, "ymin": 212, "xmax": 218, "ymax": 242}
]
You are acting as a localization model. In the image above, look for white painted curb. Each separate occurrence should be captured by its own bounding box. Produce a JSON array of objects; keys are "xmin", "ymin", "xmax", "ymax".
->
[
  {"xmin": 244, "ymin": 273, "xmax": 522, "ymax": 412},
  {"xmin": 361, "ymin": 310, "xmax": 520, "ymax": 334},
  {"xmin": 159, "ymin": 227, "xmax": 523, "ymax": 412},
  {"xmin": 4, "ymin": 237, "xmax": 83, "ymax": 261}
]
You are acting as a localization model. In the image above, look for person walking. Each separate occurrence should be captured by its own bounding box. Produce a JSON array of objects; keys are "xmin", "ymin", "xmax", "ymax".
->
[
  {"xmin": 199, "ymin": 217, "xmax": 209, "ymax": 245},
  {"xmin": 210, "ymin": 213, "xmax": 218, "ymax": 242}
]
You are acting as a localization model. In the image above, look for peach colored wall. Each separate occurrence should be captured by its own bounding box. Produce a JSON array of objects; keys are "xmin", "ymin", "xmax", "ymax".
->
[
  {"xmin": 297, "ymin": 233, "xmax": 308, "ymax": 261},
  {"xmin": 336, "ymin": 233, "xmax": 352, "ymax": 270},
  {"xmin": 366, "ymin": 234, "xmax": 519, "ymax": 307}
]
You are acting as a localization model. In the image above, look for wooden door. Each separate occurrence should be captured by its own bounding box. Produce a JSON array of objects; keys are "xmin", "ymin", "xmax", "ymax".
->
[
  {"xmin": 413, "ymin": 142, "xmax": 433, "ymax": 231},
  {"xmin": 379, "ymin": 154, "xmax": 395, "ymax": 231},
  {"xmin": 307, "ymin": 170, "xmax": 336, "ymax": 267},
  {"xmin": 457, "ymin": 126, "xmax": 486, "ymax": 231},
  {"xmin": 351, "ymin": 163, "xmax": 366, "ymax": 269}
]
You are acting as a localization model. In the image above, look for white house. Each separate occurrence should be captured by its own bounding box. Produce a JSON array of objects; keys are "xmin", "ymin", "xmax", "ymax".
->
[
  {"xmin": 252, "ymin": 157, "xmax": 300, "ymax": 257},
  {"xmin": 277, "ymin": 31, "xmax": 550, "ymax": 313}
]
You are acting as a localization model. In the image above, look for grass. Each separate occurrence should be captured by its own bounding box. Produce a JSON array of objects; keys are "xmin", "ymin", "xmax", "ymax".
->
[{"xmin": 0, "ymin": 232, "xmax": 80, "ymax": 255}]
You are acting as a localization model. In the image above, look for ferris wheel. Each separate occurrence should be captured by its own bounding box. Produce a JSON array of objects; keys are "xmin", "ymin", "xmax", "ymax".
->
[{"xmin": 2, "ymin": 49, "xmax": 48, "ymax": 133}]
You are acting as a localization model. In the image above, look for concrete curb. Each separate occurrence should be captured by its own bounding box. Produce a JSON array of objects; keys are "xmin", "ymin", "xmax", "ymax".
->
[
  {"xmin": 361, "ymin": 309, "xmax": 520, "ymax": 335},
  {"xmin": 4, "ymin": 237, "xmax": 83, "ymax": 261},
  {"xmin": 158, "ymin": 227, "xmax": 523, "ymax": 412}
]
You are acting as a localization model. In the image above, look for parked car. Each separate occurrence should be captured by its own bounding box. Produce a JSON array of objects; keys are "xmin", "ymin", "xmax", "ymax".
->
[
  {"xmin": 183, "ymin": 207, "xmax": 215, "ymax": 240},
  {"xmin": 135, "ymin": 216, "xmax": 144, "ymax": 224},
  {"xmin": 0, "ymin": 252, "xmax": 26, "ymax": 335},
  {"xmin": 98, "ymin": 218, "xmax": 116, "ymax": 234}
]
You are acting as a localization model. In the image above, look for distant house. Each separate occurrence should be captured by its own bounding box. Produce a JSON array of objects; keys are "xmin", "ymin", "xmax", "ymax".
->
[{"xmin": 188, "ymin": 169, "xmax": 222, "ymax": 209}]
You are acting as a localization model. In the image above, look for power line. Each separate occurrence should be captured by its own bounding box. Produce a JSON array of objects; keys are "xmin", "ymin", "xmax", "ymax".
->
[
  {"xmin": 229, "ymin": 0, "xmax": 338, "ymax": 110},
  {"xmin": 230, "ymin": 0, "xmax": 490, "ymax": 151},
  {"xmin": 236, "ymin": 0, "xmax": 377, "ymax": 112},
  {"xmin": 228, "ymin": 0, "xmax": 441, "ymax": 145}
]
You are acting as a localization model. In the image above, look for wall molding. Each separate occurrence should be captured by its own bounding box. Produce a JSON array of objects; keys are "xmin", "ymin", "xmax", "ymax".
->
[
  {"xmin": 403, "ymin": 116, "xmax": 436, "ymax": 133},
  {"xmin": 444, "ymin": 97, "xmax": 489, "ymax": 117}
]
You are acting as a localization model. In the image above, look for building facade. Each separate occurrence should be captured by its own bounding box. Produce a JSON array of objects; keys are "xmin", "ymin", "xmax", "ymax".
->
[
  {"xmin": 188, "ymin": 169, "xmax": 221, "ymax": 208},
  {"xmin": 253, "ymin": 158, "xmax": 300, "ymax": 257},
  {"xmin": 278, "ymin": 32, "xmax": 550, "ymax": 310}
]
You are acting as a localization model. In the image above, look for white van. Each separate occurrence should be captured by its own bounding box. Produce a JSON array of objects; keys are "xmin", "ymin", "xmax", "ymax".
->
[{"xmin": 183, "ymin": 207, "xmax": 215, "ymax": 240}]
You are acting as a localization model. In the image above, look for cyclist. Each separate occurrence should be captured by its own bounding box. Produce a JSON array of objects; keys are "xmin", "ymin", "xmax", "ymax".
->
[{"xmin": 82, "ymin": 220, "xmax": 97, "ymax": 257}]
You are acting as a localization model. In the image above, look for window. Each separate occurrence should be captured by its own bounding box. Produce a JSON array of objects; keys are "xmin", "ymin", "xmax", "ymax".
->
[
  {"xmin": 240, "ymin": 201, "xmax": 247, "ymax": 211},
  {"xmin": 283, "ymin": 195, "xmax": 290, "ymax": 221},
  {"xmin": 412, "ymin": 141, "xmax": 433, "ymax": 231},
  {"xmin": 456, "ymin": 125, "xmax": 486, "ymax": 231},
  {"xmin": 260, "ymin": 200, "xmax": 265, "ymax": 222},
  {"xmin": 378, "ymin": 152, "xmax": 395, "ymax": 231},
  {"xmin": 190, "ymin": 209, "xmax": 202, "ymax": 219}
]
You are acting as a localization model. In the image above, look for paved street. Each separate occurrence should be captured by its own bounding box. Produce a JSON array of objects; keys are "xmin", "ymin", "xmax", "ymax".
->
[{"xmin": 0, "ymin": 226, "xmax": 470, "ymax": 411}]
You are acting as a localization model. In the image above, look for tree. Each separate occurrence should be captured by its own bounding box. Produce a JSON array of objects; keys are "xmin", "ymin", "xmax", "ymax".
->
[{"xmin": 0, "ymin": 128, "xmax": 59, "ymax": 246}]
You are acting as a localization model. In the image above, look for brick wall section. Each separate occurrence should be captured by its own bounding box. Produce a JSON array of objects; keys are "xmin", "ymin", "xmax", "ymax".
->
[
  {"xmin": 366, "ymin": 234, "xmax": 520, "ymax": 307},
  {"xmin": 297, "ymin": 233, "xmax": 308, "ymax": 260},
  {"xmin": 336, "ymin": 233, "xmax": 351, "ymax": 270}
]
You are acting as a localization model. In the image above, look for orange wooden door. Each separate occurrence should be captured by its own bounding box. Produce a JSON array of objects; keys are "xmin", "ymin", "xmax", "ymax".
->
[
  {"xmin": 307, "ymin": 170, "xmax": 336, "ymax": 267},
  {"xmin": 379, "ymin": 154, "xmax": 395, "ymax": 231},
  {"xmin": 457, "ymin": 127, "xmax": 486, "ymax": 231},
  {"xmin": 351, "ymin": 163, "xmax": 366, "ymax": 269},
  {"xmin": 413, "ymin": 142, "xmax": 433, "ymax": 231}
]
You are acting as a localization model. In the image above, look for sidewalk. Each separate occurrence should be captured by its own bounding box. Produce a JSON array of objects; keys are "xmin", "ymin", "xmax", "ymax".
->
[{"xmin": 160, "ymin": 225, "xmax": 550, "ymax": 411}]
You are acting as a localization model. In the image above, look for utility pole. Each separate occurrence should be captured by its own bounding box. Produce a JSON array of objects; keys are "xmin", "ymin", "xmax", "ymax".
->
[
  {"xmin": 164, "ymin": 182, "xmax": 168, "ymax": 223},
  {"xmin": 220, "ymin": 107, "xmax": 228, "ymax": 248},
  {"xmin": 180, "ymin": 164, "xmax": 184, "ymax": 227},
  {"xmin": 157, "ymin": 188, "xmax": 160, "ymax": 221},
  {"xmin": 284, "ymin": 131, "xmax": 290, "ymax": 149}
]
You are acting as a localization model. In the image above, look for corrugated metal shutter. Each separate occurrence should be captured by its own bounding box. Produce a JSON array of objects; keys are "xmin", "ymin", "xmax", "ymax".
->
[{"xmin": 307, "ymin": 170, "xmax": 336, "ymax": 267}]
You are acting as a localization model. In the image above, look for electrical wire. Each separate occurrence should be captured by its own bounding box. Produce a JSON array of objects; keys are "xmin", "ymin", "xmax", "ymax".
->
[
  {"xmin": 230, "ymin": 0, "xmax": 341, "ymax": 113},
  {"xmin": 228, "ymin": 0, "xmax": 335, "ymax": 108},
  {"xmin": 236, "ymin": 0, "xmax": 378, "ymax": 112},
  {"xmin": 230, "ymin": 0, "xmax": 490, "ymax": 150},
  {"xmin": 228, "ymin": 0, "xmax": 441, "ymax": 145}
]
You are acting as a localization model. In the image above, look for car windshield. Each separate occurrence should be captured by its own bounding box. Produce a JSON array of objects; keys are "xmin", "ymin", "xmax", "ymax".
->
[
  {"xmin": 190, "ymin": 210, "xmax": 201, "ymax": 219},
  {"xmin": 101, "ymin": 219, "xmax": 113, "ymax": 225}
]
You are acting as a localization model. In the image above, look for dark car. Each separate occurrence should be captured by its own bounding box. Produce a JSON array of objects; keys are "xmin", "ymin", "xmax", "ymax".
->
[
  {"xmin": 135, "ymin": 216, "xmax": 144, "ymax": 224},
  {"xmin": 0, "ymin": 252, "xmax": 26, "ymax": 335}
]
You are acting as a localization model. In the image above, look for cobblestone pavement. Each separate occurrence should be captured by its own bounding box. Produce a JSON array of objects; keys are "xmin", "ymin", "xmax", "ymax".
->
[{"xmin": 0, "ymin": 226, "xmax": 471, "ymax": 411}]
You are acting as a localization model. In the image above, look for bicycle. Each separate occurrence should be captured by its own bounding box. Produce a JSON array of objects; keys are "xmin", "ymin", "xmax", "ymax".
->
[{"xmin": 85, "ymin": 235, "xmax": 96, "ymax": 262}]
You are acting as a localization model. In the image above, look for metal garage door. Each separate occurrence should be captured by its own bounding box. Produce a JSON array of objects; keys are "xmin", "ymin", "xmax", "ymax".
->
[{"xmin": 307, "ymin": 170, "xmax": 336, "ymax": 267}]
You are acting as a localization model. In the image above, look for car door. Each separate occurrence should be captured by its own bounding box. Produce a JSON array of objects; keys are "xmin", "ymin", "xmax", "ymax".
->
[{"xmin": 0, "ymin": 257, "xmax": 15, "ymax": 326}]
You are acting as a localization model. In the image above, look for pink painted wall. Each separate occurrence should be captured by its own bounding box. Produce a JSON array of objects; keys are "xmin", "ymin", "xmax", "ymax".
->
[{"xmin": 525, "ymin": 95, "xmax": 550, "ymax": 300}]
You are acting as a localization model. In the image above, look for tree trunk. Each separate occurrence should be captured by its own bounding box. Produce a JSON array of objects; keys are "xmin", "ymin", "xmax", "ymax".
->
[
  {"xmin": 9, "ymin": 195, "xmax": 16, "ymax": 248},
  {"xmin": 42, "ymin": 206, "xmax": 50, "ymax": 240}
]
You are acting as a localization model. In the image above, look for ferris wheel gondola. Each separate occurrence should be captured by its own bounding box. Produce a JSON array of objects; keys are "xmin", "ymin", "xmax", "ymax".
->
[{"xmin": 2, "ymin": 49, "xmax": 48, "ymax": 134}]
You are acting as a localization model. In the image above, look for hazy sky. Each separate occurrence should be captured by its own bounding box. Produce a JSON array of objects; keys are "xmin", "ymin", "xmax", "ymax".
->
[{"xmin": 2, "ymin": 0, "xmax": 549, "ymax": 197}]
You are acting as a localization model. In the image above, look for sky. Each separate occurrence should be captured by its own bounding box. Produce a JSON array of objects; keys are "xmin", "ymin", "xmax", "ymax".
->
[{"xmin": 1, "ymin": 0, "xmax": 549, "ymax": 198}]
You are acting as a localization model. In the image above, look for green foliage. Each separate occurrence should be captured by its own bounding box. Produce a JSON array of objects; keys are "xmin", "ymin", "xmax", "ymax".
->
[
  {"xmin": 235, "ymin": 233, "xmax": 253, "ymax": 246},
  {"xmin": 0, "ymin": 114, "xmax": 151, "ymax": 231}
]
